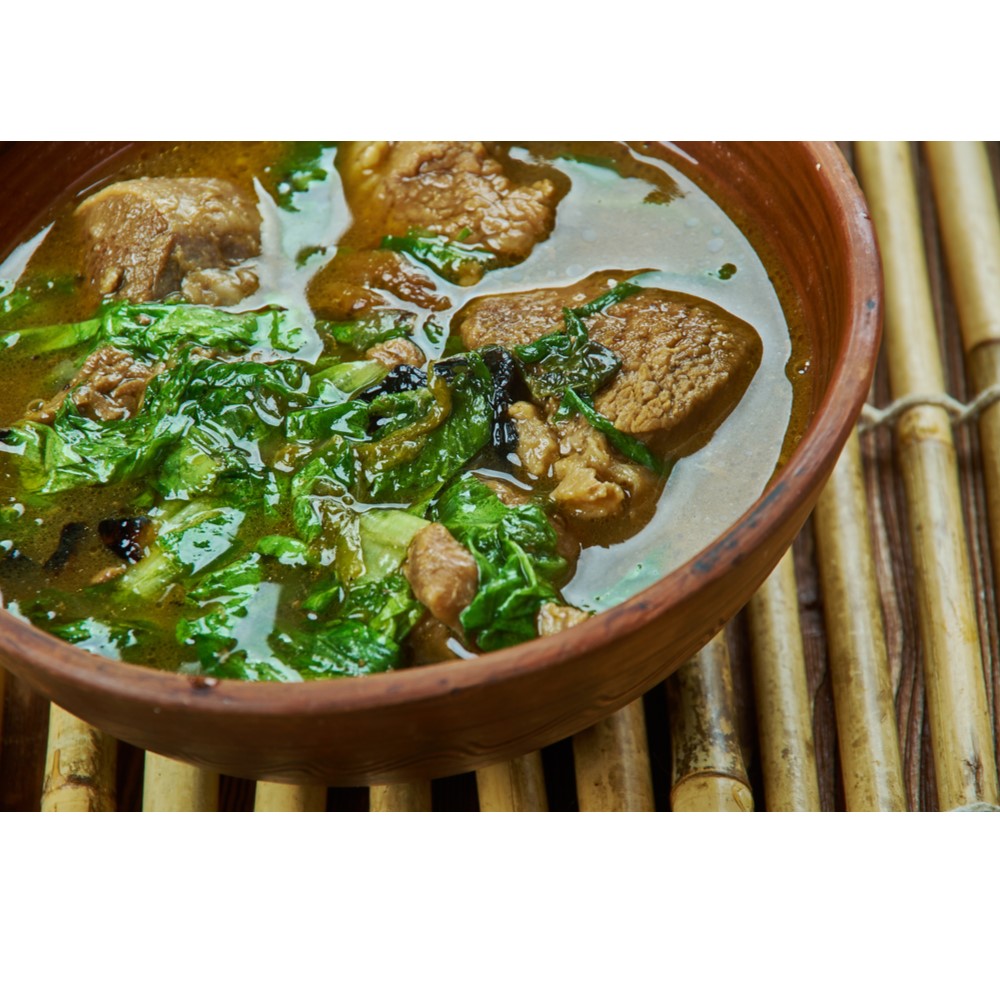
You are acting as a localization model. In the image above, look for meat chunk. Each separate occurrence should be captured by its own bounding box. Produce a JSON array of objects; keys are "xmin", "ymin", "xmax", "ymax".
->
[
  {"xmin": 76, "ymin": 177, "xmax": 261, "ymax": 305},
  {"xmin": 593, "ymin": 292, "xmax": 762, "ymax": 455},
  {"xmin": 365, "ymin": 337, "xmax": 426, "ymax": 369},
  {"xmin": 550, "ymin": 413, "xmax": 659, "ymax": 521},
  {"xmin": 307, "ymin": 249, "xmax": 450, "ymax": 320},
  {"xmin": 405, "ymin": 614, "xmax": 461, "ymax": 665},
  {"xmin": 508, "ymin": 401, "xmax": 559, "ymax": 479},
  {"xmin": 459, "ymin": 271, "xmax": 763, "ymax": 454},
  {"xmin": 459, "ymin": 271, "xmax": 630, "ymax": 351},
  {"xmin": 477, "ymin": 475, "xmax": 533, "ymax": 507},
  {"xmin": 507, "ymin": 400, "xmax": 659, "ymax": 522},
  {"xmin": 337, "ymin": 142, "xmax": 560, "ymax": 267},
  {"xmin": 403, "ymin": 523, "xmax": 479, "ymax": 633},
  {"xmin": 27, "ymin": 345, "xmax": 161, "ymax": 424},
  {"xmin": 179, "ymin": 267, "xmax": 258, "ymax": 308},
  {"xmin": 537, "ymin": 602, "xmax": 590, "ymax": 637}
]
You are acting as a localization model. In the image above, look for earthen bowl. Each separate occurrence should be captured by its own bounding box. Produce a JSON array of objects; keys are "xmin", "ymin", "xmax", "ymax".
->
[{"xmin": 0, "ymin": 142, "xmax": 881, "ymax": 785}]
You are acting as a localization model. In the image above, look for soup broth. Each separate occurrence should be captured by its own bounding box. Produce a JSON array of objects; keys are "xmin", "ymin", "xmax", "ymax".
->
[{"xmin": 0, "ymin": 142, "xmax": 811, "ymax": 680}]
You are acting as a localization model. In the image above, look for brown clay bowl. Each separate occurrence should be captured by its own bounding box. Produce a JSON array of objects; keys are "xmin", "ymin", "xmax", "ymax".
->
[{"xmin": 0, "ymin": 142, "xmax": 881, "ymax": 785}]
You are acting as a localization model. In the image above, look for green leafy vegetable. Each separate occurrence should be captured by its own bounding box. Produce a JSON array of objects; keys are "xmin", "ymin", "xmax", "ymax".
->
[
  {"xmin": 431, "ymin": 475, "xmax": 567, "ymax": 651},
  {"xmin": 309, "ymin": 359, "xmax": 388, "ymax": 403},
  {"xmin": 380, "ymin": 230, "xmax": 497, "ymax": 285},
  {"xmin": 120, "ymin": 501, "xmax": 246, "ymax": 603},
  {"xmin": 6, "ymin": 361, "xmax": 194, "ymax": 495},
  {"xmin": 271, "ymin": 620, "xmax": 400, "ymax": 678},
  {"xmin": 570, "ymin": 280, "xmax": 642, "ymax": 318},
  {"xmin": 514, "ymin": 307, "xmax": 621, "ymax": 400},
  {"xmin": 318, "ymin": 310, "xmax": 416, "ymax": 353},
  {"xmin": 1, "ymin": 300, "xmax": 305, "ymax": 365},
  {"xmin": 268, "ymin": 142, "xmax": 336, "ymax": 211},
  {"xmin": 0, "ymin": 315, "xmax": 101, "ymax": 354},
  {"xmin": 32, "ymin": 613, "xmax": 158, "ymax": 661},
  {"xmin": 357, "ymin": 356, "xmax": 493, "ymax": 506},
  {"xmin": 337, "ymin": 573, "xmax": 424, "ymax": 648},
  {"xmin": 90, "ymin": 301, "xmax": 303, "ymax": 362},
  {"xmin": 257, "ymin": 535, "xmax": 313, "ymax": 567},
  {"xmin": 0, "ymin": 274, "xmax": 81, "ymax": 333}
]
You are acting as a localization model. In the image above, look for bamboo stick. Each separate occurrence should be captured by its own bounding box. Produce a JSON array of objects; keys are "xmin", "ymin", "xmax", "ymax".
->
[
  {"xmin": 476, "ymin": 753, "xmax": 548, "ymax": 811},
  {"xmin": 924, "ymin": 143, "xmax": 1000, "ymax": 355},
  {"xmin": 926, "ymin": 142, "xmax": 1000, "ymax": 595},
  {"xmin": 254, "ymin": 781, "xmax": 327, "ymax": 812},
  {"xmin": 369, "ymin": 781, "xmax": 433, "ymax": 812},
  {"xmin": 142, "ymin": 753, "xmax": 219, "ymax": 812},
  {"xmin": 855, "ymin": 142, "xmax": 1000, "ymax": 810},
  {"xmin": 813, "ymin": 431, "xmax": 908, "ymax": 810},
  {"xmin": 40, "ymin": 705, "xmax": 117, "ymax": 812},
  {"xmin": 666, "ymin": 630, "xmax": 754, "ymax": 812},
  {"xmin": 573, "ymin": 699, "xmax": 655, "ymax": 811},
  {"xmin": 747, "ymin": 549, "xmax": 821, "ymax": 811}
]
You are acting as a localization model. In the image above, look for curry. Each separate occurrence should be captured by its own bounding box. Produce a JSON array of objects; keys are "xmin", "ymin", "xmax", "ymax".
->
[{"xmin": 0, "ymin": 142, "xmax": 809, "ymax": 679}]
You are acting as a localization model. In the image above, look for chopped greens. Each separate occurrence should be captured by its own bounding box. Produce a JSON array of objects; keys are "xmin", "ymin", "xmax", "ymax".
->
[
  {"xmin": 570, "ymin": 280, "xmax": 642, "ymax": 317},
  {"xmin": 514, "ymin": 307, "xmax": 621, "ymax": 400},
  {"xmin": 0, "ymin": 148, "xmax": 695, "ymax": 683},
  {"xmin": 432, "ymin": 476, "xmax": 566, "ymax": 651},
  {"xmin": 318, "ymin": 310, "xmax": 417, "ymax": 353},
  {"xmin": 380, "ymin": 230, "xmax": 497, "ymax": 285},
  {"xmin": 0, "ymin": 277, "xmax": 675, "ymax": 675},
  {"xmin": 267, "ymin": 142, "xmax": 336, "ymax": 211}
]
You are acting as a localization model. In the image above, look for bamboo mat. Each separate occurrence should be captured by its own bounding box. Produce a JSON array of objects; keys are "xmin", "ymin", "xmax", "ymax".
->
[{"xmin": 4, "ymin": 141, "xmax": 1000, "ymax": 813}]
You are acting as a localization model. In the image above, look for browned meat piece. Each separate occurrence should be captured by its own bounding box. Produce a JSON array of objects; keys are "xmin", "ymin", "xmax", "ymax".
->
[
  {"xmin": 365, "ymin": 338, "xmax": 426, "ymax": 369},
  {"xmin": 537, "ymin": 602, "xmax": 590, "ymax": 637},
  {"xmin": 459, "ymin": 271, "xmax": 631, "ymax": 351},
  {"xmin": 551, "ymin": 414, "xmax": 659, "ymax": 521},
  {"xmin": 403, "ymin": 523, "xmax": 479, "ymax": 633},
  {"xmin": 405, "ymin": 614, "xmax": 461, "ymax": 665},
  {"xmin": 26, "ymin": 346, "xmax": 161, "ymax": 424},
  {"xmin": 307, "ymin": 249, "xmax": 450, "ymax": 320},
  {"xmin": 459, "ymin": 272, "xmax": 763, "ymax": 455},
  {"xmin": 75, "ymin": 177, "xmax": 261, "ymax": 305},
  {"xmin": 593, "ymin": 293, "xmax": 762, "ymax": 455},
  {"xmin": 476, "ymin": 475, "xmax": 532, "ymax": 507},
  {"xmin": 179, "ymin": 267, "xmax": 258, "ymax": 308},
  {"xmin": 507, "ymin": 400, "xmax": 659, "ymax": 522},
  {"xmin": 338, "ymin": 142, "xmax": 560, "ymax": 266},
  {"xmin": 508, "ymin": 401, "xmax": 559, "ymax": 479}
]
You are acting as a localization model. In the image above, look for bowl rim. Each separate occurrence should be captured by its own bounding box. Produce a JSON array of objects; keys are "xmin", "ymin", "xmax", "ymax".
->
[{"xmin": 0, "ymin": 140, "xmax": 882, "ymax": 726}]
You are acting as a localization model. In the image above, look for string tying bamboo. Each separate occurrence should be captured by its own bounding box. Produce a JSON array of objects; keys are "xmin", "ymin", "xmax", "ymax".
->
[
  {"xmin": 255, "ymin": 782, "xmax": 327, "ymax": 812},
  {"xmin": 476, "ymin": 753, "xmax": 548, "ymax": 812},
  {"xmin": 860, "ymin": 386, "xmax": 1000, "ymax": 430},
  {"xmin": 573, "ymin": 699, "xmax": 655, "ymax": 811},
  {"xmin": 747, "ymin": 548, "xmax": 821, "ymax": 811},
  {"xmin": 854, "ymin": 141, "xmax": 1000, "ymax": 810},
  {"xmin": 142, "ymin": 753, "xmax": 219, "ymax": 812},
  {"xmin": 813, "ymin": 431, "xmax": 907, "ymax": 810},
  {"xmin": 40, "ymin": 705, "xmax": 117, "ymax": 812},
  {"xmin": 369, "ymin": 781, "xmax": 433, "ymax": 812},
  {"xmin": 665, "ymin": 630, "xmax": 754, "ymax": 812}
]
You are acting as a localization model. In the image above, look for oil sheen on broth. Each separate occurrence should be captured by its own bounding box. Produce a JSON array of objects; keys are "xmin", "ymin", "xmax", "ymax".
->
[{"xmin": 0, "ymin": 142, "xmax": 808, "ymax": 679}]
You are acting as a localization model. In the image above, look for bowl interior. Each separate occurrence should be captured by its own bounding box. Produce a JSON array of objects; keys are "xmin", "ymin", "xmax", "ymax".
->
[{"xmin": 0, "ymin": 142, "xmax": 881, "ymax": 784}]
